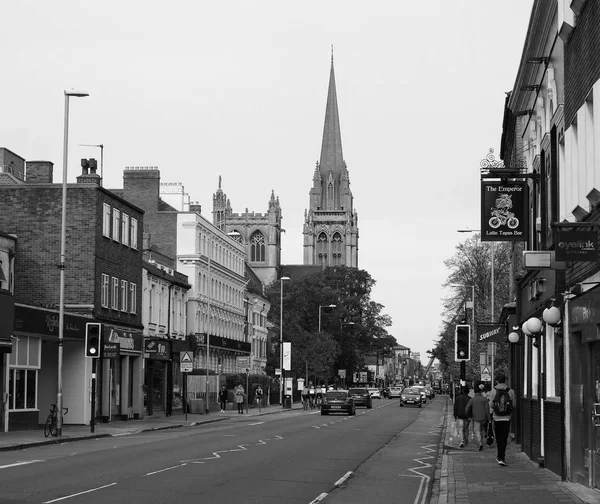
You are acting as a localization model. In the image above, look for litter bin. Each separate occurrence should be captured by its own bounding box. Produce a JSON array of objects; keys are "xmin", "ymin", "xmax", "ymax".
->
[{"xmin": 284, "ymin": 395, "xmax": 292, "ymax": 409}]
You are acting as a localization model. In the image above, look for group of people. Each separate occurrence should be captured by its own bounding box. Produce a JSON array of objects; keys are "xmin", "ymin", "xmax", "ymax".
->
[
  {"xmin": 218, "ymin": 384, "xmax": 264, "ymax": 414},
  {"xmin": 301, "ymin": 384, "xmax": 326, "ymax": 410},
  {"xmin": 453, "ymin": 373, "xmax": 516, "ymax": 467}
]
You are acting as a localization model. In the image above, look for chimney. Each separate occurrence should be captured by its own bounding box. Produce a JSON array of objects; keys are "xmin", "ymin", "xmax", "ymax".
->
[
  {"xmin": 189, "ymin": 201, "xmax": 202, "ymax": 213},
  {"xmin": 77, "ymin": 158, "xmax": 101, "ymax": 185},
  {"xmin": 26, "ymin": 161, "xmax": 54, "ymax": 183}
]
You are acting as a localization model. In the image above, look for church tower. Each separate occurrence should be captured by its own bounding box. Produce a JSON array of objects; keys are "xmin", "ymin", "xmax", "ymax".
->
[{"xmin": 303, "ymin": 56, "xmax": 359, "ymax": 267}]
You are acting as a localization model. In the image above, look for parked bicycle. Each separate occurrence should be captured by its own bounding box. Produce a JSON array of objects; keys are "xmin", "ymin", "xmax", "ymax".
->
[{"xmin": 44, "ymin": 403, "xmax": 68, "ymax": 438}]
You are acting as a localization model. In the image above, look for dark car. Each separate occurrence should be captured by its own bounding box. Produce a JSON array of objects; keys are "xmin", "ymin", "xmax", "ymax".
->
[
  {"xmin": 348, "ymin": 387, "xmax": 373, "ymax": 408},
  {"xmin": 400, "ymin": 387, "xmax": 423, "ymax": 408},
  {"xmin": 321, "ymin": 390, "xmax": 356, "ymax": 416}
]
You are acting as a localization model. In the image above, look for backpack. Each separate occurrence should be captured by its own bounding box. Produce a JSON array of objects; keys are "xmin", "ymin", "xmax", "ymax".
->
[{"xmin": 492, "ymin": 388, "xmax": 513, "ymax": 416}]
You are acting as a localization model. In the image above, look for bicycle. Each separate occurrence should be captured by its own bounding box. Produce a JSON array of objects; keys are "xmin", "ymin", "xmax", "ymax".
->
[{"xmin": 44, "ymin": 403, "xmax": 68, "ymax": 438}]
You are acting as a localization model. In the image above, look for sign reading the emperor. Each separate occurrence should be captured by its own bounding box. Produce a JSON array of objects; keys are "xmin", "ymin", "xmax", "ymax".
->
[{"xmin": 481, "ymin": 181, "xmax": 528, "ymax": 241}]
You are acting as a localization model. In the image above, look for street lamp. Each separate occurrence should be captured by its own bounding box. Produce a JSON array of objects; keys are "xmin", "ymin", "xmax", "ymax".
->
[
  {"xmin": 318, "ymin": 304, "xmax": 337, "ymax": 333},
  {"xmin": 279, "ymin": 276, "xmax": 290, "ymax": 406},
  {"xmin": 57, "ymin": 89, "xmax": 89, "ymax": 437}
]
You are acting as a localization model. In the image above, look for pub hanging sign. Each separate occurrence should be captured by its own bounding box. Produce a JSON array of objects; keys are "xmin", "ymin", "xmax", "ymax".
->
[{"xmin": 481, "ymin": 181, "xmax": 528, "ymax": 242}]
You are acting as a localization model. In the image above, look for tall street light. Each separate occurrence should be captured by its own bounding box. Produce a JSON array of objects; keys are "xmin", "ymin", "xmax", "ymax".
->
[
  {"xmin": 457, "ymin": 228, "xmax": 495, "ymax": 385},
  {"xmin": 57, "ymin": 89, "xmax": 89, "ymax": 436},
  {"xmin": 318, "ymin": 304, "xmax": 337, "ymax": 333},
  {"xmin": 279, "ymin": 276, "xmax": 290, "ymax": 406}
]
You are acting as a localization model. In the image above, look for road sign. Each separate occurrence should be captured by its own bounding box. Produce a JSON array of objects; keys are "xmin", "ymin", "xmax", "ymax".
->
[
  {"xmin": 481, "ymin": 365, "xmax": 491, "ymax": 381},
  {"xmin": 180, "ymin": 351, "xmax": 193, "ymax": 373},
  {"xmin": 338, "ymin": 369, "xmax": 346, "ymax": 378},
  {"xmin": 236, "ymin": 356, "xmax": 251, "ymax": 372}
]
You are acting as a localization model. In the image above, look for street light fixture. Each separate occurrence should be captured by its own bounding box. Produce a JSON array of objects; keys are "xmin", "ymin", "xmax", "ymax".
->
[
  {"xmin": 318, "ymin": 304, "xmax": 337, "ymax": 333},
  {"xmin": 57, "ymin": 89, "xmax": 89, "ymax": 437},
  {"xmin": 279, "ymin": 276, "xmax": 290, "ymax": 406}
]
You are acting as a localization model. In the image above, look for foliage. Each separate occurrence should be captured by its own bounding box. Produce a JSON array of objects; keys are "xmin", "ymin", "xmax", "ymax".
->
[
  {"xmin": 432, "ymin": 234, "xmax": 512, "ymax": 382},
  {"xmin": 264, "ymin": 266, "xmax": 394, "ymax": 384}
]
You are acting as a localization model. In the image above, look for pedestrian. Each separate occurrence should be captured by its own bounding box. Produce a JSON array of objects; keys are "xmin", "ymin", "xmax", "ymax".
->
[
  {"xmin": 234, "ymin": 383, "xmax": 245, "ymax": 414},
  {"xmin": 255, "ymin": 385, "xmax": 264, "ymax": 412},
  {"xmin": 489, "ymin": 373, "xmax": 516, "ymax": 466},
  {"xmin": 218, "ymin": 385, "xmax": 228, "ymax": 413},
  {"xmin": 302, "ymin": 385, "xmax": 310, "ymax": 410},
  {"xmin": 453, "ymin": 386, "xmax": 472, "ymax": 448},
  {"xmin": 465, "ymin": 383, "xmax": 491, "ymax": 451}
]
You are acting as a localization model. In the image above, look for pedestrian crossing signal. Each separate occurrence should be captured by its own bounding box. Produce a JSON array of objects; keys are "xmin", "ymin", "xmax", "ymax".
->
[
  {"xmin": 85, "ymin": 323, "xmax": 102, "ymax": 358},
  {"xmin": 455, "ymin": 325, "xmax": 470, "ymax": 362}
]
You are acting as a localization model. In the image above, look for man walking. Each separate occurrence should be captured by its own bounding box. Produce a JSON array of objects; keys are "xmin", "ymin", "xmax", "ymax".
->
[
  {"xmin": 490, "ymin": 373, "xmax": 516, "ymax": 466},
  {"xmin": 453, "ymin": 386, "xmax": 472, "ymax": 448},
  {"xmin": 465, "ymin": 383, "xmax": 491, "ymax": 451}
]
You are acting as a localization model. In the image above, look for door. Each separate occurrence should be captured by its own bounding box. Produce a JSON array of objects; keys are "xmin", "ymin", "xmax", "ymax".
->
[{"xmin": 591, "ymin": 341, "xmax": 600, "ymax": 488}]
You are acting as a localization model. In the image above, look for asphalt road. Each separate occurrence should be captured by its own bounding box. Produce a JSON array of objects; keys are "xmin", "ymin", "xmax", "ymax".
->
[{"xmin": 0, "ymin": 397, "xmax": 444, "ymax": 504}]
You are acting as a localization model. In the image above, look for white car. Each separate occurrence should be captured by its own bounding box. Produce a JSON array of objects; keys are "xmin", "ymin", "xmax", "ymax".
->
[{"xmin": 367, "ymin": 388, "xmax": 381, "ymax": 399}]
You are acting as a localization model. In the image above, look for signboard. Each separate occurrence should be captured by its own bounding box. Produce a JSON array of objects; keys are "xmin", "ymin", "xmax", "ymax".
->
[
  {"xmin": 481, "ymin": 181, "xmax": 528, "ymax": 241},
  {"xmin": 338, "ymin": 369, "xmax": 346, "ymax": 378},
  {"xmin": 103, "ymin": 329, "xmax": 120, "ymax": 359},
  {"xmin": 360, "ymin": 371, "xmax": 367, "ymax": 383},
  {"xmin": 555, "ymin": 230, "xmax": 598, "ymax": 261},
  {"xmin": 283, "ymin": 342, "xmax": 291, "ymax": 371},
  {"xmin": 193, "ymin": 332, "xmax": 251, "ymax": 353},
  {"xmin": 144, "ymin": 339, "xmax": 171, "ymax": 360},
  {"xmin": 523, "ymin": 251, "xmax": 566, "ymax": 270},
  {"xmin": 480, "ymin": 366, "xmax": 491, "ymax": 382},
  {"xmin": 236, "ymin": 355, "xmax": 250, "ymax": 372},
  {"xmin": 180, "ymin": 351, "xmax": 193, "ymax": 373},
  {"xmin": 476, "ymin": 324, "xmax": 506, "ymax": 343}
]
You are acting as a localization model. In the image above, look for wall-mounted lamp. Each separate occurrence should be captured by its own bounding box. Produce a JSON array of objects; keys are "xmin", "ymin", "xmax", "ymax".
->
[
  {"xmin": 527, "ymin": 56, "xmax": 549, "ymax": 65},
  {"xmin": 508, "ymin": 326, "xmax": 521, "ymax": 344}
]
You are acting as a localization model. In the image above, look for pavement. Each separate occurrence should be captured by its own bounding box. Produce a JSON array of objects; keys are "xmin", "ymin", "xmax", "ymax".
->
[{"xmin": 1, "ymin": 398, "xmax": 600, "ymax": 504}]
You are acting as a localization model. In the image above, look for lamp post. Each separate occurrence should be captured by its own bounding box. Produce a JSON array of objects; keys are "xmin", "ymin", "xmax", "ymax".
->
[
  {"xmin": 57, "ymin": 90, "xmax": 89, "ymax": 437},
  {"xmin": 279, "ymin": 276, "xmax": 290, "ymax": 406},
  {"xmin": 318, "ymin": 304, "xmax": 337, "ymax": 333}
]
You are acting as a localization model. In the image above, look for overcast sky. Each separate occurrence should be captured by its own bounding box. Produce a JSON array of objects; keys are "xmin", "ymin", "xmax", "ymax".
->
[{"xmin": 2, "ymin": 0, "xmax": 534, "ymax": 362}]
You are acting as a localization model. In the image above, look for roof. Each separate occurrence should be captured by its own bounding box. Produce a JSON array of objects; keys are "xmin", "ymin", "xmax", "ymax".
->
[{"xmin": 319, "ymin": 57, "xmax": 344, "ymax": 180}]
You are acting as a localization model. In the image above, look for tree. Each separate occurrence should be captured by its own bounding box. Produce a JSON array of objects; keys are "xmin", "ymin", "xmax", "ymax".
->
[
  {"xmin": 264, "ymin": 266, "xmax": 394, "ymax": 384},
  {"xmin": 432, "ymin": 234, "xmax": 512, "ymax": 383}
]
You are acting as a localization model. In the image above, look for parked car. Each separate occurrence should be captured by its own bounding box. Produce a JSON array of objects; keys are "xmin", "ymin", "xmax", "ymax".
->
[
  {"xmin": 321, "ymin": 390, "xmax": 356, "ymax": 416},
  {"xmin": 367, "ymin": 388, "xmax": 381, "ymax": 399},
  {"xmin": 388, "ymin": 387, "xmax": 403, "ymax": 399},
  {"xmin": 400, "ymin": 387, "xmax": 423, "ymax": 407},
  {"xmin": 348, "ymin": 387, "xmax": 373, "ymax": 408}
]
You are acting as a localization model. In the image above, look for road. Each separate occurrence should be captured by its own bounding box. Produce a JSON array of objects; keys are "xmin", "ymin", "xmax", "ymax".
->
[{"xmin": 0, "ymin": 397, "xmax": 445, "ymax": 504}]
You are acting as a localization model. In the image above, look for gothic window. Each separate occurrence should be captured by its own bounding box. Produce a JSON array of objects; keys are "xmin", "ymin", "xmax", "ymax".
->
[
  {"xmin": 332, "ymin": 233, "xmax": 343, "ymax": 265},
  {"xmin": 250, "ymin": 232, "xmax": 266, "ymax": 262},
  {"xmin": 317, "ymin": 232, "xmax": 328, "ymax": 265}
]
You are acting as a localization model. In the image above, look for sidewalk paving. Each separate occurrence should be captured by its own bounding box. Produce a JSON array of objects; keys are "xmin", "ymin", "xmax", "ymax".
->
[
  {"xmin": 0, "ymin": 403, "xmax": 304, "ymax": 452},
  {"xmin": 430, "ymin": 397, "xmax": 600, "ymax": 504}
]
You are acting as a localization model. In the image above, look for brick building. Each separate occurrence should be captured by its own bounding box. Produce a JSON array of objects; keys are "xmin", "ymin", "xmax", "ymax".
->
[{"xmin": 0, "ymin": 154, "xmax": 144, "ymax": 430}]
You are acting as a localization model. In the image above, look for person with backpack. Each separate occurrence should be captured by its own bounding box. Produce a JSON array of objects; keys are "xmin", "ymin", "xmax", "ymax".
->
[
  {"xmin": 453, "ymin": 386, "xmax": 472, "ymax": 448},
  {"xmin": 489, "ymin": 373, "xmax": 516, "ymax": 466},
  {"xmin": 465, "ymin": 383, "xmax": 491, "ymax": 451}
]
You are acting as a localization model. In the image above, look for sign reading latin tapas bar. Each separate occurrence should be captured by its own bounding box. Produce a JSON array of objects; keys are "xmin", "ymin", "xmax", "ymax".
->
[{"xmin": 481, "ymin": 181, "xmax": 528, "ymax": 242}]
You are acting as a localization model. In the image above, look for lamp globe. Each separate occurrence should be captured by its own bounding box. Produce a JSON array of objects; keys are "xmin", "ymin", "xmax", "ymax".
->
[
  {"xmin": 543, "ymin": 306, "xmax": 561, "ymax": 326},
  {"xmin": 526, "ymin": 317, "xmax": 543, "ymax": 334},
  {"xmin": 522, "ymin": 321, "xmax": 533, "ymax": 336}
]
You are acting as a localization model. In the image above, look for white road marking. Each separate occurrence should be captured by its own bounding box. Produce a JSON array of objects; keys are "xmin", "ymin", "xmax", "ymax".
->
[
  {"xmin": 0, "ymin": 460, "xmax": 44, "ymax": 469},
  {"xmin": 42, "ymin": 483, "xmax": 117, "ymax": 503},
  {"xmin": 334, "ymin": 471, "xmax": 352, "ymax": 487},
  {"xmin": 248, "ymin": 421, "xmax": 264, "ymax": 425},
  {"xmin": 145, "ymin": 463, "xmax": 188, "ymax": 476},
  {"xmin": 309, "ymin": 492, "xmax": 328, "ymax": 503}
]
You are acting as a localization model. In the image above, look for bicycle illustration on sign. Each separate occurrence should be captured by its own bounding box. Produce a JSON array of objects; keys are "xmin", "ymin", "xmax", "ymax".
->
[{"xmin": 489, "ymin": 194, "xmax": 519, "ymax": 229}]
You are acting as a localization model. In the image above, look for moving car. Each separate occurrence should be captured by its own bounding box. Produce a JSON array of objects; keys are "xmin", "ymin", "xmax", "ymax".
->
[
  {"xmin": 382, "ymin": 387, "xmax": 390, "ymax": 398},
  {"xmin": 388, "ymin": 387, "xmax": 403, "ymax": 399},
  {"xmin": 321, "ymin": 390, "xmax": 356, "ymax": 416},
  {"xmin": 400, "ymin": 387, "xmax": 423, "ymax": 407},
  {"xmin": 348, "ymin": 387, "xmax": 373, "ymax": 408},
  {"xmin": 412, "ymin": 386, "xmax": 428, "ymax": 403},
  {"xmin": 367, "ymin": 388, "xmax": 381, "ymax": 399}
]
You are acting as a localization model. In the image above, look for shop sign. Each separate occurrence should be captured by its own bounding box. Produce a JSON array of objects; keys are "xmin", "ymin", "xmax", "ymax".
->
[
  {"xmin": 476, "ymin": 324, "xmax": 506, "ymax": 343},
  {"xmin": 13, "ymin": 305, "xmax": 87, "ymax": 339},
  {"xmin": 194, "ymin": 332, "xmax": 251, "ymax": 353},
  {"xmin": 481, "ymin": 181, "xmax": 528, "ymax": 241},
  {"xmin": 555, "ymin": 230, "xmax": 598, "ymax": 261},
  {"xmin": 102, "ymin": 341, "xmax": 120, "ymax": 359},
  {"xmin": 103, "ymin": 325, "xmax": 143, "ymax": 352},
  {"xmin": 144, "ymin": 338, "xmax": 171, "ymax": 360}
]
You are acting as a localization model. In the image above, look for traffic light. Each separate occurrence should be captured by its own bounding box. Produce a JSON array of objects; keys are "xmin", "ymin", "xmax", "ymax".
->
[
  {"xmin": 85, "ymin": 323, "xmax": 102, "ymax": 358},
  {"xmin": 455, "ymin": 325, "xmax": 470, "ymax": 361}
]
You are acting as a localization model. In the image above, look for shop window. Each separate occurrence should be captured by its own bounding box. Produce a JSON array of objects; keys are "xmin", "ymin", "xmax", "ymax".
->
[{"xmin": 8, "ymin": 335, "xmax": 41, "ymax": 410}]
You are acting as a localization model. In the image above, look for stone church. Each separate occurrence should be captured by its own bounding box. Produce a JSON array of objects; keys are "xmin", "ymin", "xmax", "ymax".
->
[{"xmin": 303, "ymin": 57, "xmax": 359, "ymax": 267}]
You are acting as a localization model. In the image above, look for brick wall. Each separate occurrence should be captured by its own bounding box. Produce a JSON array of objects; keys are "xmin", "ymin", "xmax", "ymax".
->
[
  {"xmin": 26, "ymin": 161, "xmax": 53, "ymax": 183},
  {"xmin": 564, "ymin": 1, "xmax": 600, "ymax": 127},
  {"xmin": 0, "ymin": 184, "xmax": 143, "ymax": 327}
]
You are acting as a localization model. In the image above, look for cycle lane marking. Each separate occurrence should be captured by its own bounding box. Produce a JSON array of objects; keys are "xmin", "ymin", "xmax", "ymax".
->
[
  {"xmin": 42, "ymin": 483, "xmax": 117, "ymax": 503},
  {"xmin": 0, "ymin": 460, "xmax": 44, "ymax": 469}
]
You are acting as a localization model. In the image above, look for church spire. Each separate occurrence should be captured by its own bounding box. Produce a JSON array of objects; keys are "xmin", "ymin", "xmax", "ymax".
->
[{"xmin": 319, "ymin": 55, "xmax": 344, "ymax": 180}]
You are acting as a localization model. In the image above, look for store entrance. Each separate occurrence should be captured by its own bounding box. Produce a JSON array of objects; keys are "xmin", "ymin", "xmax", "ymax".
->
[{"xmin": 590, "ymin": 341, "xmax": 600, "ymax": 488}]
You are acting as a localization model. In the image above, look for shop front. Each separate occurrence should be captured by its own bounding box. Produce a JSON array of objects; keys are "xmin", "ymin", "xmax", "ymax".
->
[
  {"xmin": 99, "ymin": 324, "xmax": 143, "ymax": 422},
  {"xmin": 0, "ymin": 291, "xmax": 15, "ymax": 432}
]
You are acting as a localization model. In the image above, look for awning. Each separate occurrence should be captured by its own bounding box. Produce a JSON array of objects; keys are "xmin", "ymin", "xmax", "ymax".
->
[{"xmin": 0, "ymin": 337, "xmax": 12, "ymax": 353}]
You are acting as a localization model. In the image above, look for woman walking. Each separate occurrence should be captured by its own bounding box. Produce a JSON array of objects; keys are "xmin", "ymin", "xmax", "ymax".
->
[{"xmin": 234, "ymin": 384, "xmax": 245, "ymax": 414}]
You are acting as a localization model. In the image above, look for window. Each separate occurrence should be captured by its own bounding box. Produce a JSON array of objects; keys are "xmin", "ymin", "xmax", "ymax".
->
[
  {"xmin": 8, "ymin": 335, "xmax": 41, "ymax": 411},
  {"xmin": 112, "ymin": 277, "xmax": 119, "ymax": 309},
  {"xmin": 122, "ymin": 213, "xmax": 130, "ymax": 246},
  {"xmin": 317, "ymin": 232, "xmax": 328, "ymax": 265},
  {"xmin": 121, "ymin": 280, "xmax": 128, "ymax": 311},
  {"xmin": 103, "ymin": 204, "xmax": 111, "ymax": 237},
  {"xmin": 129, "ymin": 283, "xmax": 137, "ymax": 314},
  {"xmin": 101, "ymin": 274, "xmax": 109, "ymax": 307},
  {"xmin": 112, "ymin": 209, "xmax": 121, "ymax": 242},
  {"xmin": 250, "ymin": 232, "xmax": 266, "ymax": 262},
  {"xmin": 332, "ymin": 233, "xmax": 343, "ymax": 265},
  {"xmin": 131, "ymin": 218, "xmax": 138, "ymax": 249}
]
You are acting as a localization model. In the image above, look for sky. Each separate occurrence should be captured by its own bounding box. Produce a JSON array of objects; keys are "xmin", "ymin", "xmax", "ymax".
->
[{"xmin": 1, "ymin": 0, "xmax": 534, "ymax": 362}]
